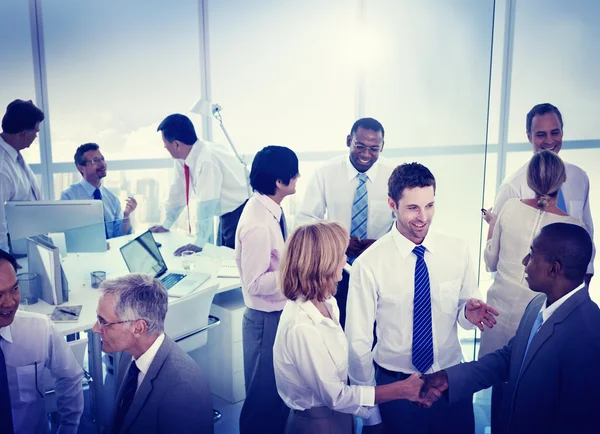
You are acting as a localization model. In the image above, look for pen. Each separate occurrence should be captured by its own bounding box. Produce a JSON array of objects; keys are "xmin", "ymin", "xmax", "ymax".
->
[{"xmin": 57, "ymin": 307, "xmax": 78, "ymax": 317}]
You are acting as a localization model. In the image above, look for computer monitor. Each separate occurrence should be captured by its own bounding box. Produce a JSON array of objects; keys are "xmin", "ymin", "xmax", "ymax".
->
[{"xmin": 5, "ymin": 200, "xmax": 106, "ymax": 255}]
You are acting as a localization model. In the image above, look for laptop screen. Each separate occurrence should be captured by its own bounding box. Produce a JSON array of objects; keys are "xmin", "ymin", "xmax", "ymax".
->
[{"xmin": 120, "ymin": 231, "xmax": 167, "ymax": 277}]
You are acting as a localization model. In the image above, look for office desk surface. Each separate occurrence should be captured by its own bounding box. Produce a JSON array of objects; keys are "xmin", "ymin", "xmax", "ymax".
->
[{"xmin": 24, "ymin": 231, "xmax": 241, "ymax": 334}]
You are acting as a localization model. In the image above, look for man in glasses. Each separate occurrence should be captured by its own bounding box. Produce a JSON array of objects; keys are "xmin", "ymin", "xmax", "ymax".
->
[
  {"xmin": 61, "ymin": 143, "xmax": 137, "ymax": 239},
  {"xmin": 0, "ymin": 249, "xmax": 83, "ymax": 433},
  {"xmin": 92, "ymin": 273, "xmax": 213, "ymax": 434},
  {"xmin": 0, "ymin": 99, "xmax": 45, "ymax": 252},
  {"xmin": 296, "ymin": 117, "xmax": 396, "ymax": 328}
]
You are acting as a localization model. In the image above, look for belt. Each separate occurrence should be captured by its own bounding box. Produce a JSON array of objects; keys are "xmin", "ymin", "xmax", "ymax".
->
[{"xmin": 375, "ymin": 363, "xmax": 412, "ymax": 381}]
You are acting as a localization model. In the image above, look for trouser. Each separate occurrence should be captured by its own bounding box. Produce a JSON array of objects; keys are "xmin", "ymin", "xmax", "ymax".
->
[
  {"xmin": 240, "ymin": 308, "xmax": 288, "ymax": 434},
  {"xmin": 376, "ymin": 364, "xmax": 475, "ymax": 434},
  {"xmin": 218, "ymin": 199, "xmax": 247, "ymax": 249},
  {"xmin": 284, "ymin": 407, "xmax": 353, "ymax": 434}
]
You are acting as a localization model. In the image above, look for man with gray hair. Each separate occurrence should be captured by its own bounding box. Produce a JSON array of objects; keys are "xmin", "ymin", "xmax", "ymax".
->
[{"xmin": 92, "ymin": 274, "xmax": 213, "ymax": 434}]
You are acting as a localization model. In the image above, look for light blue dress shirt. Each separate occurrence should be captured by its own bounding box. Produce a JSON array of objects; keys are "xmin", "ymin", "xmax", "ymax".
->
[{"xmin": 60, "ymin": 178, "xmax": 132, "ymax": 239}]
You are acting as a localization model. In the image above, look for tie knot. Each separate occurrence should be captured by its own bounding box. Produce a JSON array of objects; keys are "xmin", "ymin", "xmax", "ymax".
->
[
  {"xmin": 357, "ymin": 173, "xmax": 368, "ymax": 183},
  {"xmin": 413, "ymin": 245, "xmax": 426, "ymax": 259},
  {"xmin": 128, "ymin": 361, "xmax": 140, "ymax": 376}
]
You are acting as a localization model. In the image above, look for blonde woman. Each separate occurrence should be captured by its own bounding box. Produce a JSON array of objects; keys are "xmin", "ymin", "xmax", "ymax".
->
[{"xmin": 274, "ymin": 221, "xmax": 433, "ymax": 434}]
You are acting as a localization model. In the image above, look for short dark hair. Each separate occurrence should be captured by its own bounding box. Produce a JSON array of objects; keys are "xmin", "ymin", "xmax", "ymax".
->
[
  {"xmin": 538, "ymin": 223, "xmax": 592, "ymax": 283},
  {"xmin": 249, "ymin": 146, "xmax": 299, "ymax": 196},
  {"xmin": 0, "ymin": 249, "xmax": 18, "ymax": 272},
  {"xmin": 350, "ymin": 117, "xmax": 385, "ymax": 138},
  {"xmin": 157, "ymin": 114, "xmax": 198, "ymax": 145},
  {"xmin": 526, "ymin": 103, "xmax": 563, "ymax": 134},
  {"xmin": 388, "ymin": 163, "xmax": 436, "ymax": 203},
  {"xmin": 74, "ymin": 143, "xmax": 100, "ymax": 167},
  {"xmin": 1, "ymin": 99, "xmax": 45, "ymax": 134}
]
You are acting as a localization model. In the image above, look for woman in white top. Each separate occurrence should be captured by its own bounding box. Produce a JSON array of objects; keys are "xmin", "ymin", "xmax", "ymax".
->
[
  {"xmin": 274, "ymin": 221, "xmax": 431, "ymax": 434},
  {"xmin": 480, "ymin": 150, "xmax": 584, "ymax": 357}
]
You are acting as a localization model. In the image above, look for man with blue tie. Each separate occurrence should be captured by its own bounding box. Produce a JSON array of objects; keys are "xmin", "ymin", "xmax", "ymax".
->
[
  {"xmin": 346, "ymin": 163, "xmax": 498, "ymax": 434},
  {"xmin": 61, "ymin": 143, "xmax": 137, "ymax": 239},
  {"xmin": 296, "ymin": 118, "xmax": 396, "ymax": 328},
  {"xmin": 489, "ymin": 103, "xmax": 594, "ymax": 284},
  {"xmin": 421, "ymin": 222, "xmax": 600, "ymax": 434}
]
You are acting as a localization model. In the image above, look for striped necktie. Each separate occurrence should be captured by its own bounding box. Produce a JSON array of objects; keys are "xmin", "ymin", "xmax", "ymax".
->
[
  {"xmin": 412, "ymin": 245, "xmax": 433, "ymax": 374},
  {"xmin": 0, "ymin": 341, "xmax": 14, "ymax": 434},
  {"xmin": 350, "ymin": 173, "xmax": 368, "ymax": 240}
]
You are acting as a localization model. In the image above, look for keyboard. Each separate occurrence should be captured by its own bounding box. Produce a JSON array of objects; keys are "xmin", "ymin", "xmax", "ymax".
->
[{"xmin": 160, "ymin": 273, "xmax": 186, "ymax": 290}]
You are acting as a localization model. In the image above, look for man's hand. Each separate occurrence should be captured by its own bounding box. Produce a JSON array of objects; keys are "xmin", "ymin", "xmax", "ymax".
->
[
  {"xmin": 123, "ymin": 196, "xmax": 138, "ymax": 218},
  {"xmin": 362, "ymin": 423, "xmax": 387, "ymax": 434},
  {"xmin": 346, "ymin": 236, "xmax": 364, "ymax": 258},
  {"xmin": 419, "ymin": 370, "xmax": 448, "ymax": 404},
  {"xmin": 149, "ymin": 225, "xmax": 169, "ymax": 233},
  {"xmin": 174, "ymin": 243, "xmax": 202, "ymax": 256},
  {"xmin": 465, "ymin": 299, "xmax": 499, "ymax": 332},
  {"xmin": 482, "ymin": 207, "xmax": 496, "ymax": 225}
]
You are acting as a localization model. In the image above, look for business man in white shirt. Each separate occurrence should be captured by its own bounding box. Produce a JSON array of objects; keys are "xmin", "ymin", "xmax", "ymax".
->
[
  {"xmin": 489, "ymin": 103, "xmax": 594, "ymax": 284},
  {"xmin": 346, "ymin": 163, "xmax": 498, "ymax": 434},
  {"xmin": 296, "ymin": 117, "xmax": 396, "ymax": 328},
  {"xmin": 150, "ymin": 114, "xmax": 249, "ymax": 255},
  {"xmin": 0, "ymin": 249, "xmax": 84, "ymax": 434},
  {"xmin": 0, "ymin": 99, "xmax": 45, "ymax": 252}
]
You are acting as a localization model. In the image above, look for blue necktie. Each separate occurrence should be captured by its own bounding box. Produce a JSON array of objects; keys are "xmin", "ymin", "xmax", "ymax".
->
[
  {"xmin": 113, "ymin": 361, "xmax": 140, "ymax": 432},
  {"xmin": 0, "ymin": 342, "xmax": 14, "ymax": 434},
  {"xmin": 557, "ymin": 188, "xmax": 567, "ymax": 213},
  {"xmin": 518, "ymin": 311, "xmax": 544, "ymax": 377},
  {"xmin": 93, "ymin": 188, "xmax": 109, "ymax": 239},
  {"xmin": 412, "ymin": 245, "xmax": 433, "ymax": 374},
  {"xmin": 279, "ymin": 208, "xmax": 287, "ymax": 241},
  {"xmin": 350, "ymin": 173, "xmax": 368, "ymax": 240}
]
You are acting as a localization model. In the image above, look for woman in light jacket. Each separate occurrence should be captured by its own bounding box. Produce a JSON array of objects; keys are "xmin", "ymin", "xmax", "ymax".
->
[{"xmin": 274, "ymin": 221, "xmax": 432, "ymax": 434}]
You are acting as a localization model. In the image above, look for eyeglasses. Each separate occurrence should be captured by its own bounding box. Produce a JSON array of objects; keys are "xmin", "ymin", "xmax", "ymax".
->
[
  {"xmin": 96, "ymin": 316, "xmax": 136, "ymax": 329},
  {"xmin": 352, "ymin": 140, "xmax": 382, "ymax": 153},
  {"xmin": 85, "ymin": 157, "xmax": 106, "ymax": 165}
]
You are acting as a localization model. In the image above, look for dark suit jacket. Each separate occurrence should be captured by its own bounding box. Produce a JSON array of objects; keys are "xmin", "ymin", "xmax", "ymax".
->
[
  {"xmin": 111, "ymin": 335, "xmax": 213, "ymax": 434},
  {"xmin": 446, "ymin": 287, "xmax": 600, "ymax": 434}
]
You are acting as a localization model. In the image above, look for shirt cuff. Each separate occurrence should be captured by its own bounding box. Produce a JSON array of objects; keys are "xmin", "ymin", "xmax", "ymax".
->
[
  {"xmin": 457, "ymin": 303, "xmax": 476, "ymax": 330},
  {"xmin": 360, "ymin": 385, "xmax": 376, "ymax": 407},
  {"xmin": 362, "ymin": 404, "xmax": 382, "ymax": 426}
]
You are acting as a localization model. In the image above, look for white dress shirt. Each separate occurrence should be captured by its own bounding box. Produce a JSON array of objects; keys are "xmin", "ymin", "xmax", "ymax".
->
[
  {"xmin": 494, "ymin": 160, "xmax": 594, "ymax": 274},
  {"xmin": 163, "ymin": 140, "xmax": 249, "ymax": 247},
  {"xmin": 0, "ymin": 311, "xmax": 84, "ymax": 434},
  {"xmin": 273, "ymin": 297, "xmax": 375, "ymax": 419},
  {"xmin": 539, "ymin": 283, "xmax": 586, "ymax": 325},
  {"xmin": 0, "ymin": 135, "xmax": 42, "ymax": 251},
  {"xmin": 296, "ymin": 155, "xmax": 396, "ymax": 240},
  {"xmin": 133, "ymin": 333, "xmax": 165, "ymax": 390},
  {"xmin": 235, "ymin": 193, "xmax": 287, "ymax": 312},
  {"xmin": 346, "ymin": 225, "xmax": 480, "ymax": 425}
]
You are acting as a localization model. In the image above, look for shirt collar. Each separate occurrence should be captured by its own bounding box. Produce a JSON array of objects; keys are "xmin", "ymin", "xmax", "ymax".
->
[
  {"xmin": 297, "ymin": 298, "xmax": 338, "ymax": 327},
  {"xmin": 134, "ymin": 333, "xmax": 165, "ymax": 376},
  {"xmin": 78, "ymin": 177, "xmax": 101, "ymax": 197},
  {"xmin": 0, "ymin": 135, "xmax": 20, "ymax": 162},
  {"xmin": 184, "ymin": 139, "xmax": 205, "ymax": 170},
  {"xmin": 390, "ymin": 223, "xmax": 436, "ymax": 259},
  {"xmin": 254, "ymin": 192, "xmax": 282, "ymax": 220},
  {"xmin": 344, "ymin": 156, "xmax": 381, "ymax": 183},
  {"xmin": 540, "ymin": 283, "xmax": 586, "ymax": 323},
  {"xmin": 0, "ymin": 322, "xmax": 13, "ymax": 343}
]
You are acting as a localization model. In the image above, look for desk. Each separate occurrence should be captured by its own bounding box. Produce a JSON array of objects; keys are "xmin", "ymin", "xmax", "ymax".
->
[{"xmin": 24, "ymin": 231, "xmax": 241, "ymax": 432}]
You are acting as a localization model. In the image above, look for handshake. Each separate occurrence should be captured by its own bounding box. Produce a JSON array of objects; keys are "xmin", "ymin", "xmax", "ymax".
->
[{"xmin": 396, "ymin": 370, "xmax": 449, "ymax": 408}]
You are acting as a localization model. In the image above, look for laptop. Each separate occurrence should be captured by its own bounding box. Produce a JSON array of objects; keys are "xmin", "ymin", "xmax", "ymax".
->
[{"xmin": 120, "ymin": 231, "xmax": 210, "ymax": 297}]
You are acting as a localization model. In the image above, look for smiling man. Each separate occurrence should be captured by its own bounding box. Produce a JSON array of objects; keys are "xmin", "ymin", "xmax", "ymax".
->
[
  {"xmin": 61, "ymin": 143, "xmax": 137, "ymax": 239},
  {"xmin": 0, "ymin": 99, "xmax": 45, "ymax": 252},
  {"xmin": 346, "ymin": 163, "xmax": 498, "ymax": 434},
  {"xmin": 296, "ymin": 118, "xmax": 396, "ymax": 328},
  {"xmin": 92, "ymin": 274, "xmax": 212, "ymax": 434},
  {"xmin": 0, "ymin": 249, "xmax": 83, "ymax": 434},
  {"xmin": 491, "ymin": 103, "xmax": 594, "ymax": 283}
]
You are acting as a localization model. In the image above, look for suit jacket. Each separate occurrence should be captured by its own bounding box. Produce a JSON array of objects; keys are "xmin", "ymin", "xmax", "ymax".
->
[
  {"xmin": 110, "ymin": 335, "xmax": 213, "ymax": 434},
  {"xmin": 446, "ymin": 287, "xmax": 600, "ymax": 434}
]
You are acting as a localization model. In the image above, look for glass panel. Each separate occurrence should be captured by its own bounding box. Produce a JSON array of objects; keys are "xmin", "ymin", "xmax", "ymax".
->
[
  {"xmin": 0, "ymin": 1, "xmax": 40, "ymax": 164},
  {"xmin": 42, "ymin": 0, "xmax": 202, "ymax": 163},
  {"xmin": 209, "ymin": 0, "xmax": 357, "ymax": 155}
]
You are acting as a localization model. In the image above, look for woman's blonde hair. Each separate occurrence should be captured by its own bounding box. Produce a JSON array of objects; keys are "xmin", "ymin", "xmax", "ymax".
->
[
  {"xmin": 280, "ymin": 221, "xmax": 349, "ymax": 302},
  {"xmin": 526, "ymin": 150, "xmax": 567, "ymax": 209}
]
